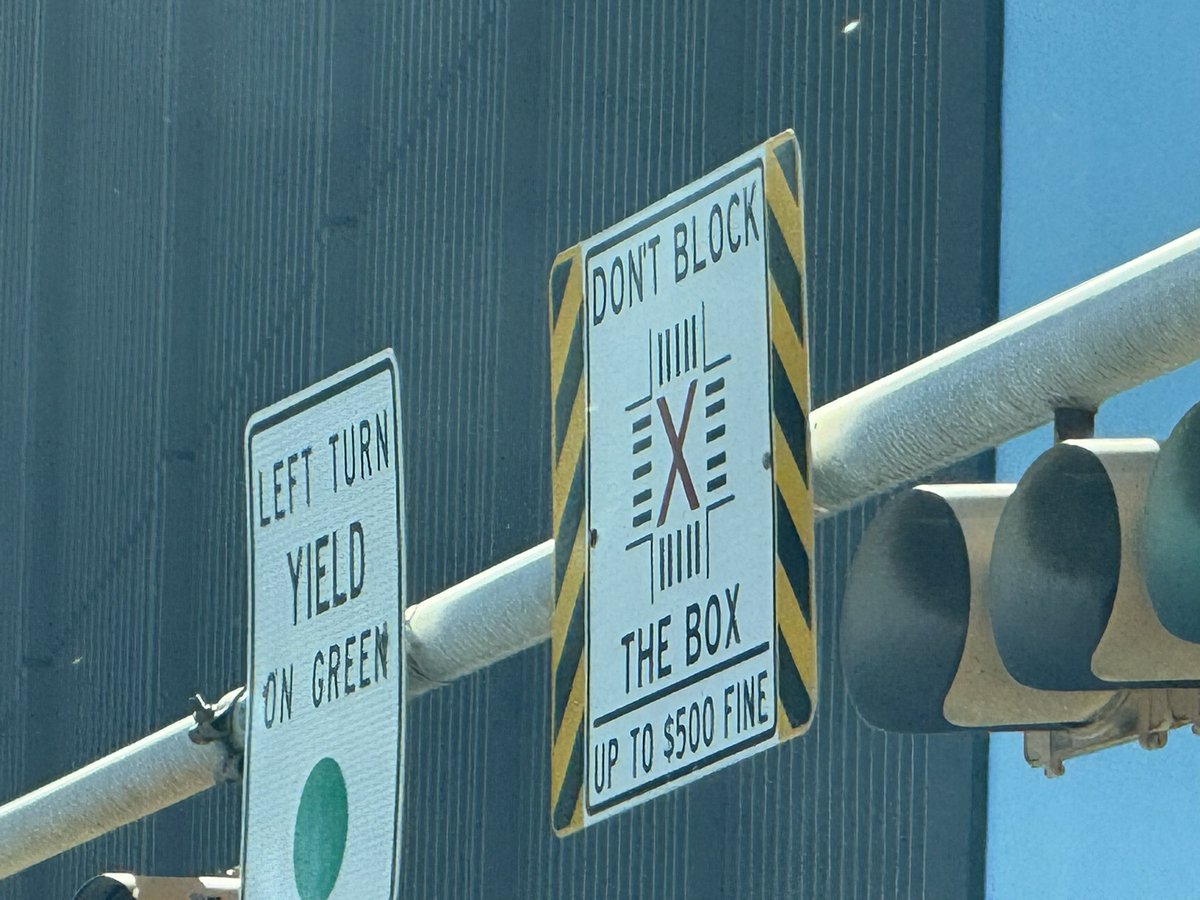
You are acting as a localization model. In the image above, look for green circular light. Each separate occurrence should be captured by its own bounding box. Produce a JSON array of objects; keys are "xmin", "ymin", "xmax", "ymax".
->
[{"xmin": 293, "ymin": 757, "xmax": 348, "ymax": 900}]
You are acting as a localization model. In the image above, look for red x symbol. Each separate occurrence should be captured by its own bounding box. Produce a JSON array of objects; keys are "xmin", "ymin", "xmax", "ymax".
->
[{"xmin": 656, "ymin": 379, "xmax": 699, "ymax": 526}]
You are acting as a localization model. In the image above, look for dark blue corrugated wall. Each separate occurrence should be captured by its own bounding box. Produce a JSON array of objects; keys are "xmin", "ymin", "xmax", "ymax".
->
[{"xmin": 0, "ymin": 1, "xmax": 999, "ymax": 897}]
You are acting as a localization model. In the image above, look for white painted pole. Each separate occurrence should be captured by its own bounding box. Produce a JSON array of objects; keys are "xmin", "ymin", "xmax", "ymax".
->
[
  {"xmin": 405, "ymin": 540, "xmax": 554, "ymax": 695},
  {"xmin": 4, "ymin": 228, "xmax": 1200, "ymax": 881},
  {"xmin": 0, "ymin": 539, "xmax": 559, "ymax": 883},
  {"xmin": 811, "ymin": 227, "xmax": 1200, "ymax": 511},
  {"xmin": 0, "ymin": 690, "xmax": 244, "ymax": 882},
  {"xmin": 402, "ymin": 226, "xmax": 1200, "ymax": 689}
]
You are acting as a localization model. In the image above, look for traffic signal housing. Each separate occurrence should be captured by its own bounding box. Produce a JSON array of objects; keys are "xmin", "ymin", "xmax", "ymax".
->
[
  {"xmin": 989, "ymin": 439, "xmax": 1200, "ymax": 690},
  {"xmin": 1143, "ymin": 403, "xmax": 1200, "ymax": 643},
  {"xmin": 72, "ymin": 874, "xmax": 240, "ymax": 900},
  {"xmin": 841, "ymin": 484, "xmax": 1113, "ymax": 734},
  {"xmin": 842, "ymin": 413, "xmax": 1200, "ymax": 771}
]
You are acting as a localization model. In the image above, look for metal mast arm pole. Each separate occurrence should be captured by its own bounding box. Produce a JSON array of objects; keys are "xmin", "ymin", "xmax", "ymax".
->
[
  {"xmin": 0, "ymin": 691, "xmax": 244, "ymax": 881},
  {"xmin": 4, "ymin": 228, "xmax": 1200, "ymax": 882},
  {"xmin": 812, "ymin": 227, "xmax": 1200, "ymax": 511}
]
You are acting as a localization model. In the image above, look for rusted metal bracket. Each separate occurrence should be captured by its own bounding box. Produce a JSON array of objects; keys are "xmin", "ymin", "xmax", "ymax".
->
[
  {"xmin": 1024, "ymin": 688, "xmax": 1200, "ymax": 777},
  {"xmin": 188, "ymin": 688, "xmax": 246, "ymax": 783}
]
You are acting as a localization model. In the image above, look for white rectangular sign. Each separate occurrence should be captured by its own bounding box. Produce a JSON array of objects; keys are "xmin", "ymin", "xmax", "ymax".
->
[
  {"xmin": 581, "ymin": 156, "xmax": 777, "ymax": 822},
  {"xmin": 241, "ymin": 351, "xmax": 405, "ymax": 899}
]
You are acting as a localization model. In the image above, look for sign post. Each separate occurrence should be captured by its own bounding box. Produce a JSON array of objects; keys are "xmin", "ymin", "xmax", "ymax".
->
[
  {"xmin": 547, "ymin": 132, "xmax": 816, "ymax": 834},
  {"xmin": 241, "ymin": 351, "xmax": 406, "ymax": 898}
]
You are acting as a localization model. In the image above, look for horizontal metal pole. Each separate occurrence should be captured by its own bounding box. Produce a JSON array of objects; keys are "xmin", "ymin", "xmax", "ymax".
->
[
  {"xmin": 811, "ymin": 227, "xmax": 1200, "ymax": 512},
  {"xmin": 0, "ymin": 689, "xmax": 244, "ymax": 882},
  {"xmin": 0, "ymin": 541, "xmax": 556, "ymax": 883},
  {"xmin": 5, "ymin": 228, "xmax": 1200, "ymax": 881},
  {"xmin": 405, "ymin": 540, "xmax": 554, "ymax": 694},
  {"xmin": 401, "ymin": 229, "xmax": 1200, "ymax": 696}
]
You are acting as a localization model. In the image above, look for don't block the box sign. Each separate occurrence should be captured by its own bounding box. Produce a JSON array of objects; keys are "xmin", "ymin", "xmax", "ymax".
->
[
  {"xmin": 241, "ymin": 350, "xmax": 406, "ymax": 899},
  {"xmin": 546, "ymin": 131, "xmax": 817, "ymax": 834}
]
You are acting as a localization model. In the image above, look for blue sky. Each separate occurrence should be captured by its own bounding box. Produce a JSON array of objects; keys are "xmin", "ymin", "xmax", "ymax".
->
[{"xmin": 987, "ymin": 3, "xmax": 1200, "ymax": 897}]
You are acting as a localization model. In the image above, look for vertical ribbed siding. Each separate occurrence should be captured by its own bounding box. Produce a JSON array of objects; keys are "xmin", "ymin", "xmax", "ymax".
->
[
  {"xmin": 1, "ymin": 1, "xmax": 997, "ymax": 897},
  {"xmin": 0, "ymin": 4, "xmax": 41, "ymax": 884}
]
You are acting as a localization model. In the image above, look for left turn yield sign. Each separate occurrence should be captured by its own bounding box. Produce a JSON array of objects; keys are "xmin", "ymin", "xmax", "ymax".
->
[{"xmin": 241, "ymin": 350, "xmax": 406, "ymax": 898}]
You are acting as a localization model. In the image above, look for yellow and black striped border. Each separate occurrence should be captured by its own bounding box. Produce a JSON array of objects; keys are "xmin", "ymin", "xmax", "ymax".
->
[
  {"xmin": 548, "ymin": 245, "xmax": 587, "ymax": 836},
  {"xmin": 764, "ymin": 130, "xmax": 817, "ymax": 742},
  {"xmin": 547, "ymin": 131, "xmax": 816, "ymax": 836}
]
